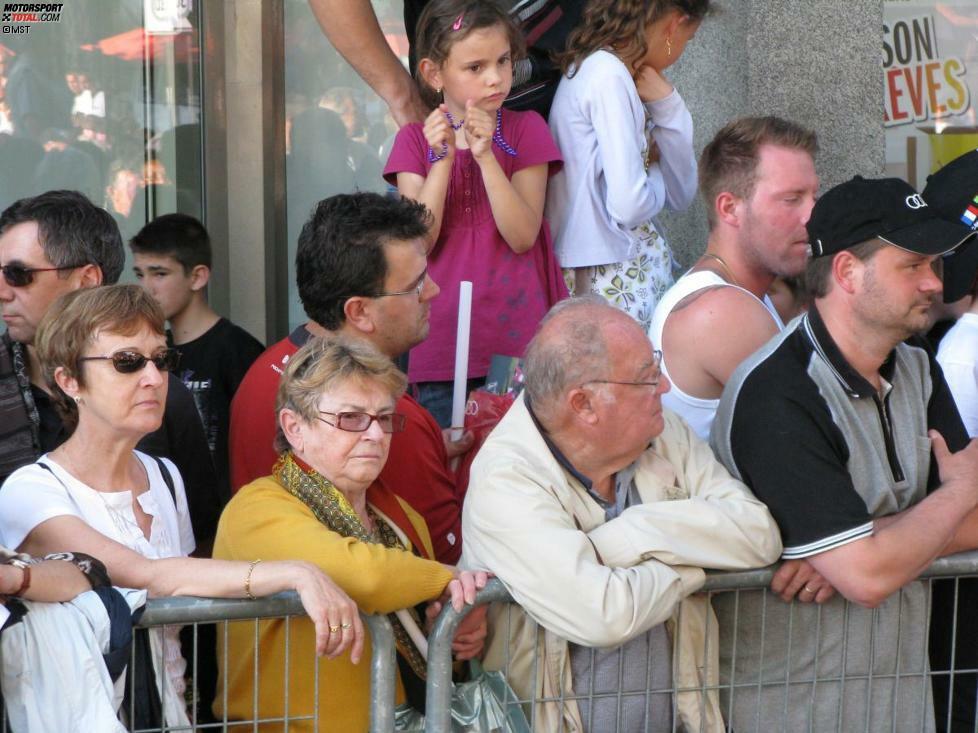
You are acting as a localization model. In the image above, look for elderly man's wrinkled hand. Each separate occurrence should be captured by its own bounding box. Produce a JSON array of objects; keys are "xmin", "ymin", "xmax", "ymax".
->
[
  {"xmin": 294, "ymin": 562, "xmax": 364, "ymax": 662},
  {"xmin": 429, "ymin": 568, "xmax": 489, "ymax": 618},
  {"xmin": 771, "ymin": 559, "xmax": 836, "ymax": 604},
  {"xmin": 448, "ymin": 569, "xmax": 489, "ymax": 611}
]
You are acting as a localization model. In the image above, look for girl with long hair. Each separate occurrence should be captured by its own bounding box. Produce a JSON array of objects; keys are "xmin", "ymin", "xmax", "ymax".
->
[{"xmin": 546, "ymin": 0, "xmax": 711, "ymax": 329}]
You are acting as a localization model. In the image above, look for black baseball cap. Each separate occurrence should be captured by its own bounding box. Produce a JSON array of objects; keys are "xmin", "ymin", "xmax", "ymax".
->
[
  {"xmin": 922, "ymin": 149, "xmax": 978, "ymax": 302},
  {"xmin": 807, "ymin": 175, "xmax": 974, "ymax": 260}
]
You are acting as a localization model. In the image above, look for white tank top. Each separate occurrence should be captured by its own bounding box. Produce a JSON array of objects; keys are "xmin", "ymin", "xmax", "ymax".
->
[{"xmin": 649, "ymin": 270, "xmax": 784, "ymax": 441}]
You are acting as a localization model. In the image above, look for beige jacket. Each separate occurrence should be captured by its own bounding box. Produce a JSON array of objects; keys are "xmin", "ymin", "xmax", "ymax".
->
[{"xmin": 461, "ymin": 396, "xmax": 782, "ymax": 732}]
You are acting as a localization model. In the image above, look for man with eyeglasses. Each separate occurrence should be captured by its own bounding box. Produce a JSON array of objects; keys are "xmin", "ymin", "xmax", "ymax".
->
[
  {"xmin": 0, "ymin": 189, "xmax": 221, "ymax": 551},
  {"xmin": 460, "ymin": 296, "xmax": 782, "ymax": 732},
  {"xmin": 229, "ymin": 191, "xmax": 470, "ymax": 564}
]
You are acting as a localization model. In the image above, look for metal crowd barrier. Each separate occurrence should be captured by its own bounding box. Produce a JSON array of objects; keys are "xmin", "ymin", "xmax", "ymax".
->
[
  {"xmin": 425, "ymin": 552, "xmax": 978, "ymax": 733},
  {"xmin": 132, "ymin": 592, "xmax": 397, "ymax": 733},
  {"xmin": 4, "ymin": 554, "xmax": 978, "ymax": 732}
]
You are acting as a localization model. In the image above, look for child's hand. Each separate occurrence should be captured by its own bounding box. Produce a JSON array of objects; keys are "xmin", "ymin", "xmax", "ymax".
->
[
  {"xmin": 646, "ymin": 140, "xmax": 661, "ymax": 164},
  {"xmin": 463, "ymin": 100, "xmax": 494, "ymax": 160},
  {"xmin": 424, "ymin": 104, "xmax": 455, "ymax": 162},
  {"xmin": 635, "ymin": 65, "xmax": 674, "ymax": 103}
]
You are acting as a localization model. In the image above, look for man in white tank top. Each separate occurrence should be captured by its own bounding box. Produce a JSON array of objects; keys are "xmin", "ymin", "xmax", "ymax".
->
[
  {"xmin": 651, "ymin": 116, "xmax": 827, "ymax": 610},
  {"xmin": 650, "ymin": 116, "xmax": 819, "ymax": 441}
]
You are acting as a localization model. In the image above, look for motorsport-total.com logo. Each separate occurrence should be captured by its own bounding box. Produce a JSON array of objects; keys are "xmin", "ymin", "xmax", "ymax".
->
[{"xmin": 2, "ymin": 3, "xmax": 63, "ymax": 33}]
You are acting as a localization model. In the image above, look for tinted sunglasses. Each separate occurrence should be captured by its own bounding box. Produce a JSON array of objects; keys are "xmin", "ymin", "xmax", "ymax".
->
[
  {"xmin": 78, "ymin": 348, "xmax": 181, "ymax": 374},
  {"xmin": 316, "ymin": 410, "xmax": 407, "ymax": 433},
  {"xmin": 1, "ymin": 263, "xmax": 85, "ymax": 287}
]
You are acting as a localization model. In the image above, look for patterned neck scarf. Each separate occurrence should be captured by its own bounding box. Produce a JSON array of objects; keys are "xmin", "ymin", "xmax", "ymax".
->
[{"xmin": 274, "ymin": 451, "xmax": 428, "ymax": 679}]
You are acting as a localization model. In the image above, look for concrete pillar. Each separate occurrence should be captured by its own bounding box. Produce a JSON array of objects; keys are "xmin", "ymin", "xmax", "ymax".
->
[
  {"xmin": 218, "ymin": 0, "xmax": 288, "ymax": 343},
  {"xmin": 660, "ymin": 0, "xmax": 884, "ymax": 267}
]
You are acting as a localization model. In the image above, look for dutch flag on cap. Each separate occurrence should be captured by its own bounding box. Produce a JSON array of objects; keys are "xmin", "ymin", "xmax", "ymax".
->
[{"xmin": 961, "ymin": 195, "xmax": 978, "ymax": 230}]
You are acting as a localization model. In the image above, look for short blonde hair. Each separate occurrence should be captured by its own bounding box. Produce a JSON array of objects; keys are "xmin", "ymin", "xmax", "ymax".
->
[
  {"xmin": 34, "ymin": 284, "xmax": 166, "ymax": 432},
  {"xmin": 274, "ymin": 336, "xmax": 407, "ymax": 454},
  {"xmin": 699, "ymin": 116, "xmax": 818, "ymax": 228}
]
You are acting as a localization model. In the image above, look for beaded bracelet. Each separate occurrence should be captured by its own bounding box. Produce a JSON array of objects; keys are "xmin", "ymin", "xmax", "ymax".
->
[{"xmin": 427, "ymin": 108, "xmax": 517, "ymax": 163}]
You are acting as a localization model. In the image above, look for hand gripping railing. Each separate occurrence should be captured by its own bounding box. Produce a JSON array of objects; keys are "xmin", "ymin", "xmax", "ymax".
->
[
  {"xmin": 422, "ymin": 551, "xmax": 978, "ymax": 733},
  {"xmin": 424, "ymin": 579, "xmax": 512, "ymax": 733},
  {"xmin": 139, "ymin": 592, "xmax": 398, "ymax": 733}
]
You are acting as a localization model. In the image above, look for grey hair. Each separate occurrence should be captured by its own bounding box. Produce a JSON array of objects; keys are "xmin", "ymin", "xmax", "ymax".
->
[
  {"xmin": 273, "ymin": 335, "xmax": 407, "ymax": 454},
  {"xmin": 523, "ymin": 296, "xmax": 621, "ymax": 412}
]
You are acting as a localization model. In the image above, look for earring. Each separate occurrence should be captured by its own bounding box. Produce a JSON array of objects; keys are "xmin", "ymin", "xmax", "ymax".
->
[
  {"xmin": 73, "ymin": 395, "xmax": 82, "ymax": 405},
  {"xmin": 666, "ymin": 37, "xmax": 673, "ymax": 58}
]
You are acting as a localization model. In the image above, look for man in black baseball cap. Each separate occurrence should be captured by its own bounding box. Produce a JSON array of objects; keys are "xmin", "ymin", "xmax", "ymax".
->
[
  {"xmin": 710, "ymin": 175, "xmax": 978, "ymax": 731},
  {"xmin": 808, "ymin": 174, "xmax": 973, "ymax": 260},
  {"xmin": 924, "ymin": 150, "xmax": 978, "ymax": 733},
  {"xmin": 923, "ymin": 148, "xmax": 978, "ymax": 303},
  {"xmin": 925, "ymin": 150, "xmax": 978, "ymax": 436},
  {"xmin": 805, "ymin": 174, "xmax": 974, "ymax": 338}
]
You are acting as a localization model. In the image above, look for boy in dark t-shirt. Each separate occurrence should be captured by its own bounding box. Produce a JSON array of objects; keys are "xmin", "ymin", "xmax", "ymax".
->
[
  {"xmin": 130, "ymin": 213, "xmax": 263, "ymax": 723},
  {"xmin": 130, "ymin": 214, "xmax": 264, "ymax": 506}
]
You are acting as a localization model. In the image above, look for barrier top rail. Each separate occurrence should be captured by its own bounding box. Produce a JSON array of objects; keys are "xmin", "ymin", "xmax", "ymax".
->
[
  {"xmin": 136, "ymin": 593, "xmax": 398, "ymax": 733},
  {"xmin": 423, "ymin": 550, "xmax": 978, "ymax": 733},
  {"xmin": 126, "ymin": 551, "xmax": 978, "ymax": 733},
  {"xmin": 138, "ymin": 591, "xmax": 308, "ymax": 626}
]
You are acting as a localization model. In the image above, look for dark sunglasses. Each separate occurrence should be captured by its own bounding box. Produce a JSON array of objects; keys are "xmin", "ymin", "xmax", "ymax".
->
[
  {"xmin": 1, "ymin": 263, "xmax": 85, "ymax": 287},
  {"xmin": 78, "ymin": 348, "xmax": 181, "ymax": 374}
]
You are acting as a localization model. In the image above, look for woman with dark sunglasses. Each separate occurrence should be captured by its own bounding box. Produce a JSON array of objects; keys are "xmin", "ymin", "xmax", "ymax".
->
[
  {"xmin": 212, "ymin": 334, "xmax": 488, "ymax": 731},
  {"xmin": 0, "ymin": 284, "xmax": 364, "ymax": 729}
]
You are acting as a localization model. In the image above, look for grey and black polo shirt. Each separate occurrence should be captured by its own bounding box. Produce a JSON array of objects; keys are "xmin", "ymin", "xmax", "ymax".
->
[{"xmin": 711, "ymin": 304, "xmax": 968, "ymax": 560}]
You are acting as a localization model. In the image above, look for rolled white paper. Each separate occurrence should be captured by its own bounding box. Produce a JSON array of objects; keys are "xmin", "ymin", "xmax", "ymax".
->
[{"xmin": 450, "ymin": 281, "xmax": 473, "ymax": 443}]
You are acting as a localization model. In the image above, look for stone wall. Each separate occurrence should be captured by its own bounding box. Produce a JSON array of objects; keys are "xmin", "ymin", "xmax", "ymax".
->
[{"xmin": 659, "ymin": 0, "xmax": 885, "ymax": 267}]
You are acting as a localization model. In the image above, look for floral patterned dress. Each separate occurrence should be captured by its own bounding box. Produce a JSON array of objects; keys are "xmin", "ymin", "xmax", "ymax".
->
[{"xmin": 563, "ymin": 116, "xmax": 677, "ymax": 331}]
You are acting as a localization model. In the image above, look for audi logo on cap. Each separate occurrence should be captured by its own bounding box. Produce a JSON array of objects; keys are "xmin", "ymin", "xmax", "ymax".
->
[{"xmin": 905, "ymin": 194, "xmax": 928, "ymax": 210}]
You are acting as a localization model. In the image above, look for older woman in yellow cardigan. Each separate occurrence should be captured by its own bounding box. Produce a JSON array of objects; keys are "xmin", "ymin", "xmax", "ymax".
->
[{"xmin": 213, "ymin": 336, "xmax": 487, "ymax": 730}]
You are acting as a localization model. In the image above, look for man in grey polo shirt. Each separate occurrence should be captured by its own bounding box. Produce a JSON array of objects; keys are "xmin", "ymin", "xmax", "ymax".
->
[{"xmin": 711, "ymin": 176, "xmax": 978, "ymax": 731}]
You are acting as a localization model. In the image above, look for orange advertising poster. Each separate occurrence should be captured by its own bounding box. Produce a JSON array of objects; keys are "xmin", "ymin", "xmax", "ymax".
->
[{"xmin": 884, "ymin": 2, "xmax": 978, "ymax": 187}]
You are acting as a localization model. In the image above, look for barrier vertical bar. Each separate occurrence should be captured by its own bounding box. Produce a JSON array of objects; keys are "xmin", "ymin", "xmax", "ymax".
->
[
  {"xmin": 365, "ymin": 613, "xmax": 397, "ymax": 733},
  {"xmin": 425, "ymin": 580, "xmax": 511, "ymax": 733}
]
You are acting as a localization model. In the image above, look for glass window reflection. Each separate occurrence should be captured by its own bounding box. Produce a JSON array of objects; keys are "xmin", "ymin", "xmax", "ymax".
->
[
  {"xmin": 284, "ymin": 0, "xmax": 401, "ymax": 331},
  {"xmin": 0, "ymin": 1, "xmax": 203, "ymax": 284}
]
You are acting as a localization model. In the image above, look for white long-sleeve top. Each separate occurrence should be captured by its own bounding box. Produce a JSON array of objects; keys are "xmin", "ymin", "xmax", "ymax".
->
[
  {"xmin": 938, "ymin": 312, "xmax": 978, "ymax": 437},
  {"xmin": 546, "ymin": 50, "xmax": 697, "ymax": 268}
]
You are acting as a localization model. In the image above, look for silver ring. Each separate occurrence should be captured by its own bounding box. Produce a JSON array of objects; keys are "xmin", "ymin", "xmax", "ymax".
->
[
  {"xmin": 804, "ymin": 585, "xmax": 816, "ymax": 594},
  {"xmin": 341, "ymin": 622, "xmax": 352, "ymax": 630}
]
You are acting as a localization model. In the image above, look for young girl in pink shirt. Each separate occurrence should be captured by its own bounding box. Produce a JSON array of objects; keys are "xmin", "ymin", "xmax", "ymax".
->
[{"xmin": 384, "ymin": 0, "xmax": 565, "ymax": 427}]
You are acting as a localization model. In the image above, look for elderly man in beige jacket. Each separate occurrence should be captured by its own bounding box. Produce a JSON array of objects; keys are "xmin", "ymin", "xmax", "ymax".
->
[{"xmin": 461, "ymin": 296, "xmax": 782, "ymax": 733}]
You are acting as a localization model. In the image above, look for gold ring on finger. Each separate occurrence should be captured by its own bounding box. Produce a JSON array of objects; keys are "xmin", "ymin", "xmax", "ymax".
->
[{"xmin": 329, "ymin": 625, "xmax": 340, "ymax": 633}]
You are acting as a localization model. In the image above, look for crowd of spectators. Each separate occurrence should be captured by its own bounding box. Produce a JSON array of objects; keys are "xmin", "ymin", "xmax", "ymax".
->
[{"xmin": 1, "ymin": 1, "xmax": 978, "ymax": 732}]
